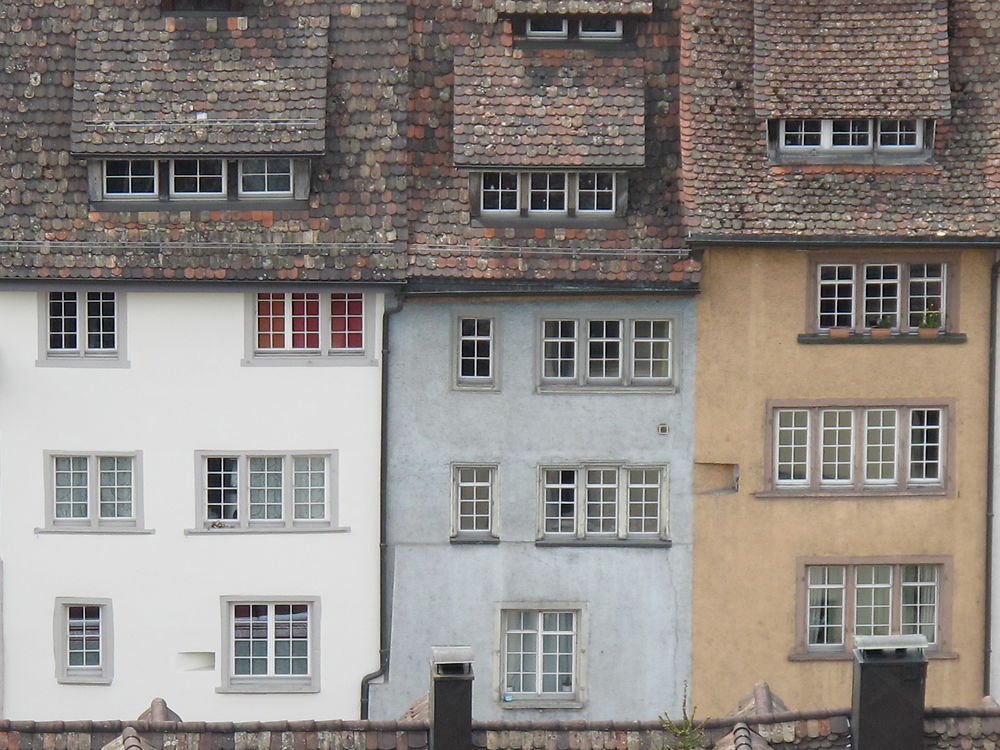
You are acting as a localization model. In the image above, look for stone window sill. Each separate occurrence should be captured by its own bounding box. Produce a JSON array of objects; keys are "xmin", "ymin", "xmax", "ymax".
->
[{"xmin": 798, "ymin": 332, "xmax": 966, "ymax": 345}]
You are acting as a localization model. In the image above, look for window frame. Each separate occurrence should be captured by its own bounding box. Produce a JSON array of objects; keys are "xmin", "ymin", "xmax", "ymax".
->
[
  {"xmin": 779, "ymin": 119, "xmax": 927, "ymax": 153},
  {"xmin": 39, "ymin": 290, "xmax": 128, "ymax": 367},
  {"xmin": 454, "ymin": 315, "xmax": 498, "ymax": 390},
  {"xmin": 771, "ymin": 119, "xmax": 933, "ymax": 164},
  {"xmin": 793, "ymin": 556, "xmax": 953, "ymax": 659},
  {"xmin": 765, "ymin": 400, "xmax": 951, "ymax": 496},
  {"xmin": 538, "ymin": 317, "xmax": 674, "ymax": 391},
  {"xmin": 472, "ymin": 172, "xmax": 627, "ymax": 223},
  {"xmin": 161, "ymin": 0, "xmax": 243, "ymax": 13},
  {"xmin": 810, "ymin": 257, "xmax": 954, "ymax": 335},
  {"xmin": 238, "ymin": 158, "xmax": 295, "ymax": 198},
  {"xmin": 537, "ymin": 463, "xmax": 669, "ymax": 542},
  {"xmin": 516, "ymin": 15, "xmax": 626, "ymax": 42},
  {"xmin": 451, "ymin": 463, "xmax": 500, "ymax": 540},
  {"xmin": 244, "ymin": 291, "xmax": 374, "ymax": 366},
  {"xmin": 54, "ymin": 598, "xmax": 114, "ymax": 685},
  {"xmin": 497, "ymin": 604, "xmax": 586, "ymax": 708},
  {"xmin": 219, "ymin": 597, "xmax": 320, "ymax": 693},
  {"xmin": 42, "ymin": 451, "xmax": 145, "ymax": 532},
  {"xmin": 193, "ymin": 452, "xmax": 340, "ymax": 533}
]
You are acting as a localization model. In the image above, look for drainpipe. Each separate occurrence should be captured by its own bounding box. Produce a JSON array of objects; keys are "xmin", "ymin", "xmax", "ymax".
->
[
  {"xmin": 985, "ymin": 252, "xmax": 999, "ymax": 697},
  {"xmin": 360, "ymin": 288, "xmax": 405, "ymax": 719}
]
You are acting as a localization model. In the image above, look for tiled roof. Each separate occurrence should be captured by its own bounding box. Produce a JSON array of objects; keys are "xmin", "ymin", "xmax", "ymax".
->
[
  {"xmin": 752, "ymin": 0, "xmax": 951, "ymax": 119},
  {"xmin": 493, "ymin": 0, "xmax": 653, "ymax": 14},
  {"xmin": 453, "ymin": 47, "xmax": 646, "ymax": 168},
  {"xmin": 70, "ymin": 2, "xmax": 330, "ymax": 155}
]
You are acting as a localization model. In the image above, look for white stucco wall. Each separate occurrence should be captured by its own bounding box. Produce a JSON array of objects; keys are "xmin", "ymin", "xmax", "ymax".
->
[{"xmin": 0, "ymin": 286, "xmax": 384, "ymax": 720}]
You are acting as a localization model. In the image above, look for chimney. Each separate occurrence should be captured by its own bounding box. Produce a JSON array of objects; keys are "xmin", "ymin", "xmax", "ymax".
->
[
  {"xmin": 430, "ymin": 646, "xmax": 474, "ymax": 750},
  {"xmin": 852, "ymin": 634, "xmax": 928, "ymax": 750}
]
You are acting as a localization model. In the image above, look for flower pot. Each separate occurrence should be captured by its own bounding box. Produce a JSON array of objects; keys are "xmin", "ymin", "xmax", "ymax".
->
[
  {"xmin": 829, "ymin": 327, "xmax": 851, "ymax": 339},
  {"xmin": 871, "ymin": 327, "xmax": 892, "ymax": 338},
  {"xmin": 918, "ymin": 327, "xmax": 941, "ymax": 339}
]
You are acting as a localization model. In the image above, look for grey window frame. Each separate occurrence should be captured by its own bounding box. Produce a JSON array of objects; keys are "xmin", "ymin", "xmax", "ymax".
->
[
  {"xmin": 54, "ymin": 597, "xmax": 114, "ymax": 685},
  {"xmin": 191, "ymin": 451, "xmax": 342, "ymax": 533},
  {"xmin": 38, "ymin": 290, "xmax": 129, "ymax": 367},
  {"xmin": 454, "ymin": 315, "xmax": 498, "ymax": 390},
  {"xmin": 218, "ymin": 597, "xmax": 320, "ymax": 693},
  {"xmin": 41, "ymin": 451, "xmax": 145, "ymax": 533},
  {"xmin": 451, "ymin": 463, "xmax": 500, "ymax": 540}
]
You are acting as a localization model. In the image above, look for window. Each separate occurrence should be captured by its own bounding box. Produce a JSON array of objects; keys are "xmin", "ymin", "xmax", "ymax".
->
[
  {"xmin": 161, "ymin": 0, "xmax": 243, "ymax": 11},
  {"xmin": 452, "ymin": 464, "xmax": 498, "ymax": 538},
  {"xmin": 197, "ymin": 453, "xmax": 337, "ymax": 531},
  {"xmin": 220, "ymin": 599, "xmax": 319, "ymax": 693},
  {"xmin": 770, "ymin": 404, "xmax": 946, "ymax": 493},
  {"xmin": 95, "ymin": 158, "xmax": 303, "ymax": 202},
  {"xmin": 251, "ymin": 292, "xmax": 367, "ymax": 361},
  {"xmin": 44, "ymin": 453, "xmax": 143, "ymax": 531},
  {"xmin": 456, "ymin": 317, "xmax": 495, "ymax": 388},
  {"xmin": 540, "ymin": 464, "xmax": 668, "ymax": 541},
  {"xmin": 55, "ymin": 598, "xmax": 113, "ymax": 684},
  {"xmin": 816, "ymin": 262, "xmax": 948, "ymax": 333},
  {"xmin": 521, "ymin": 16, "xmax": 623, "ymax": 41},
  {"xmin": 777, "ymin": 119, "xmax": 928, "ymax": 154},
  {"xmin": 540, "ymin": 318, "xmax": 672, "ymax": 388},
  {"xmin": 500, "ymin": 608, "xmax": 581, "ymax": 705},
  {"xmin": 45, "ymin": 291, "xmax": 120, "ymax": 360},
  {"xmin": 474, "ymin": 172, "xmax": 624, "ymax": 220},
  {"xmin": 798, "ymin": 561, "xmax": 948, "ymax": 655}
]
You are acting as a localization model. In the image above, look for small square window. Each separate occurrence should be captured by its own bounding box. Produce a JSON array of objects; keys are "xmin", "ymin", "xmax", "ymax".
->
[
  {"xmin": 162, "ymin": 0, "xmax": 243, "ymax": 14},
  {"xmin": 104, "ymin": 160, "xmax": 157, "ymax": 198},
  {"xmin": 220, "ymin": 599, "xmax": 319, "ymax": 692},
  {"xmin": 239, "ymin": 159, "xmax": 293, "ymax": 197},
  {"xmin": 55, "ymin": 598, "xmax": 113, "ymax": 684},
  {"xmin": 525, "ymin": 17, "xmax": 569, "ymax": 38}
]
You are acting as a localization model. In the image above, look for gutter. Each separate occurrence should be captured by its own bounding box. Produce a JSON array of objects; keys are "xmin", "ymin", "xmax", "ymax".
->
[
  {"xmin": 986, "ymin": 252, "xmax": 999, "ymax": 697},
  {"xmin": 687, "ymin": 234, "xmax": 1000, "ymax": 249},
  {"xmin": 360, "ymin": 289, "xmax": 405, "ymax": 719}
]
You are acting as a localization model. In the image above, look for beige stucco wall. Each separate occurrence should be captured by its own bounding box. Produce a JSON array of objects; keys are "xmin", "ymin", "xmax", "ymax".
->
[{"xmin": 692, "ymin": 246, "xmax": 991, "ymax": 715}]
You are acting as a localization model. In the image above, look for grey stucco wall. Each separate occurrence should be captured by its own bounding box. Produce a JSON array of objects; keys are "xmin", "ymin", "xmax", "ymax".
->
[{"xmin": 370, "ymin": 294, "xmax": 695, "ymax": 721}]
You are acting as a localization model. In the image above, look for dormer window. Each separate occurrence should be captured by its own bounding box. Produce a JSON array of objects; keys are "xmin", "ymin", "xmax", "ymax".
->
[
  {"xmin": 520, "ymin": 16, "xmax": 625, "ymax": 42},
  {"xmin": 161, "ymin": 0, "xmax": 243, "ymax": 14},
  {"xmin": 770, "ymin": 118, "xmax": 933, "ymax": 164}
]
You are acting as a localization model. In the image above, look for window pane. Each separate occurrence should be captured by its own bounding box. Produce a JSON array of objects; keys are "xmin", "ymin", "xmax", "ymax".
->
[
  {"xmin": 529, "ymin": 173, "xmax": 566, "ymax": 212},
  {"xmin": 587, "ymin": 320, "xmax": 621, "ymax": 379},
  {"xmin": 48, "ymin": 291, "xmax": 79, "ymax": 350},
  {"xmin": 98, "ymin": 456, "xmax": 133, "ymax": 519},
  {"xmin": 456, "ymin": 466, "xmax": 492, "ymax": 532},
  {"xmin": 901, "ymin": 565, "xmax": 938, "ymax": 644},
  {"xmin": 820, "ymin": 410, "xmax": 853, "ymax": 483},
  {"xmin": 632, "ymin": 320, "xmax": 670, "ymax": 379},
  {"xmin": 863, "ymin": 264, "xmax": 899, "ymax": 328},
  {"xmin": 206, "ymin": 457, "xmax": 239, "ymax": 520},
  {"xmin": 458, "ymin": 318, "xmax": 492, "ymax": 379},
  {"xmin": 67, "ymin": 605, "xmax": 101, "ymax": 669},
  {"xmin": 854, "ymin": 565, "xmax": 892, "ymax": 636},
  {"xmin": 542, "ymin": 320, "xmax": 576, "ymax": 379},
  {"xmin": 482, "ymin": 172, "xmax": 518, "ymax": 211},
  {"xmin": 627, "ymin": 468, "xmax": 660, "ymax": 533},
  {"xmin": 585, "ymin": 468, "xmax": 618, "ymax": 533},
  {"xmin": 807, "ymin": 566, "xmax": 845, "ymax": 646},
  {"xmin": 817, "ymin": 264, "xmax": 855, "ymax": 330},
  {"xmin": 249, "ymin": 456, "xmax": 284, "ymax": 520},
  {"xmin": 543, "ymin": 469, "xmax": 576, "ymax": 533},
  {"xmin": 908, "ymin": 263, "xmax": 944, "ymax": 329},
  {"xmin": 831, "ymin": 119, "xmax": 871, "ymax": 147},
  {"xmin": 54, "ymin": 456, "xmax": 89, "ymax": 519},
  {"xmin": 864, "ymin": 409, "xmax": 897, "ymax": 483},
  {"xmin": 330, "ymin": 292, "xmax": 364, "ymax": 350},
  {"xmin": 783, "ymin": 119, "xmax": 822, "ymax": 147},
  {"xmin": 910, "ymin": 409, "xmax": 942, "ymax": 482},
  {"xmin": 776, "ymin": 410, "xmax": 809, "ymax": 483},
  {"xmin": 293, "ymin": 456, "xmax": 326, "ymax": 520}
]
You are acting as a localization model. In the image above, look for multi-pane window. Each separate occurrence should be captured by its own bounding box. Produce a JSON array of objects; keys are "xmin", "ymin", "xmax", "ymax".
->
[
  {"xmin": 541, "ymin": 464, "xmax": 668, "ymax": 540},
  {"xmin": 804, "ymin": 563, "xmax": 942, "ymax": 651},
  {"xmin": 478, "ymin": 172, "xmax": 619, "ymax": 217},
  {"xmin": 99, "ymin": 158, "xmax": 299, "ymax": 201},
  {"xmin": 816, "ymin": 262, "xmax": 946, "ymax": 332},
  {"xmin": 201, "ymin": 453, "xmax": 333, "ymax": 530},
  {"xmin": 457, "ymin": 317, "xmax": 494, "ymax": 385},
  {"xmin": 239, "ymin": 158, "xmax": 293, "ymax": 196},
  {"xmin": 47, "ymin": 291, "xmax": 118, "ymax": 356},
  {"xmin": 502, "ymin": 610, "xmax": 577, "ymax": 700},
  {"xmin": 453, "ymin": 465, "xmax": 496, "ymax": 536},
  {"xmin": 254, "ymin": 292, "xmax": 365, "ymax": 356},
  {"xmin": 57, "ymin": 599, "xmax": 113, "ymax": 684},
  {"xmin": 48, "ymin": 454, "xmax": 139, "ymax": 529},
  {"xmin": 541, "ymin": 318, "xmax": 672, "ymax": 387},
  {"xmin": 780, "ymin": 119, "xmax": 927, "ymax": 152},
  {"xmin": 523, "ymin": 16, "xmax": 623, "ymax": 40},
  {"xmin": 773, "ymin": 405, "xmax": 945, "ymax": 492},
  {"xmin": 224, "ymin": 601, "xmax": 317, "ymax": 692},
  {"xmin": 103, "ymin": 160, "xmax": 157, "ymax": 197},
  {"xmin": 171, "ymin": 158, "xmax": 225, "ymax": 196}
]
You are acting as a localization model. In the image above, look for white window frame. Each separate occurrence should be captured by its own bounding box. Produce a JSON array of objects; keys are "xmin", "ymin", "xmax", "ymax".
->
[
  {"xmin": 498, "ymin": 605, "xmax": 585, "ymax": 708},
  {"xmin": 54, "ymin": 598, "xmax": 113, "ymax": 685},
  {"xmin": 455, "ymin": 316, "xmax": 497, "ymax": 389},
  {"xmin": 96, "ymin": 158, "xmax": 303, "ymax": 202},
  {"xmin": 538, "ymin": 464, "xmax": 669, "ymax": 541},
  {"xmin": 451, "ymin": 463, "xmax": 499, "ymax": 539},
  {"xmin": 41, "ymin": 290, "xmax": 126, "ymax": 365},
  {"xmin": 238, "ymin": 158, "xmax": 294, "ymax": 198},
  {"xmin": 102, "ymin": 159, "xmax": 158, "ymax": 199},
  {"xmin": 194, "ymin": 452, "xmax": 339, "ymax": 532},
  {"xmin": 771, "ymin": 404, "xmax": 946, "ymax": 493},
  {"xmin": 525, "ymin": 17, "xmax": 569, "ymax": 38},
  {"xmin": 246, "ymin": 291, "xmax": 373, "ymax": 365},
  {"xmin": 170, "ymin": 158, "xmax": 227, "ymax": 198},
  {"xmin": 578, "ymin": 17, "xmax": 623, "ymax": 39},
  {"xmin": 539, "ymin": 317, "xmax": 673, "ymax": 389},
  {"xmin": 801, "ymin": 561, "xmax": 944, "ymax": 654},
  {"xmin": 779, "ymin": 118, "xmax": 927, "ymax": 154},
  {"xmin": 43, "ymin": 451, "xmax": 144, "ymax": 532},
  {"xmin": 478, "ymin": 172, "xmax": 620, "ymax": 218},
  {"xmin": 219, "ymin": 597, "xmax": 320, "ymax": 693},
  {"xmin": 522, "ymin": 16, "xmax": 623, "ymax": 41}
]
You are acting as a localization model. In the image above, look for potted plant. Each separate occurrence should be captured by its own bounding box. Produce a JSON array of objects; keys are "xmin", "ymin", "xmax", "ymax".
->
[
  {"xmin": 918, "ymin": 310, "xmax": 942, "ymax": 338},
  {"xmin": 829, "ymin": 326, "xmax": 851, "ymax": 339},
  {"xmin": 871, "ymin": 316, "xmax": 894, "ymax": 338}
]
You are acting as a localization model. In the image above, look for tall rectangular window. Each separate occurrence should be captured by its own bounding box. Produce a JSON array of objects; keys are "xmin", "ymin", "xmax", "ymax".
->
[
  {"xmin": 542, "ymin": 320, "xmax": 577, "ymax": 379},
  {"xmin": 55, "ymin": 598, "xmax": 113, "ymax": 684},
  {"xmin": 221, "ymin": 599, "xmax": 319, "ymax": 693},
  {"xmin": 46, "ymin": 453, "xmax": 141, "ymax": 530},
  {"xmin": 457, "ymin": 317, "xmax": 494, "ymax": 387},
  {"xmin": 453, "ymin": 465, "xmax": 497, "ymax": 537}
]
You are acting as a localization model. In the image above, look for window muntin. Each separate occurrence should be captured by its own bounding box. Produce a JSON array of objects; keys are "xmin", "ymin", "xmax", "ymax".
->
[
  {"xmin": 773, "ymin": 406, "xmax": 945, "ymax": 492},
  {"xmin": 457, "ymin": 318, "xmax": 494, "ymax": 385},
  {"xmin": 805, "ymin": 563, "xmax": 940, "ymax": 651},
  {"xmin": 478, "ymin": 172, "xmax": 619, "ymax": 218},
  {"xmin": 48, "ymin": 291, "xmax": 118, "ymax": 356},
  {"xmin": 55, "ymin": 599, "xmax": 113, "ymax": 684},
  {"xmin": 104, "ymin": 160, "xmax": 157, "ymax": 197},
  {"xmin": 48, "ymin": 453, "xmax": 140, "ymax": 530},
  {"xmin": 522, "ymin": 16, "xmax": 623, "ymax": 40},
  {"xmin": 780, "ymin": 119, "xmax": 927, "ymax": 153},
  {"xmin": 200, "ymin": 453, "xmax": 334, "ymax": 530},
  {"xmin": 816, "ymin": 262, "xmax": 946, "ymax": 332},
  {"xmin": 541, "ymin": 465, "xmax": 667, "ymax": 540},
  {"xmin": 576, "ymin": 172, "xmax": 615, "ymax": 212},
  {"xmin": 482, "ymin": 172, "xmax": 519, "ymax": 212},
  {"xmin": 171, "ymin": 158, "xmax": 225, "ymax": 197},
  {"xmin": 221, "ymin": 599, "xmax": 319, "ymax": 692},
  {"xmin": 254, "ymin": 292, "xmax": 366, "ymax": 357},
  {"xmin": 239, "ymin": 158, "xmax": 293, "ymax": 197},
  {"xmin": 529, "ymin": 173, "xmax": 567, "ymax": 212},
  {"xmin": 540, "ymin": 318, "xmax": 672, "ymax": 387},
  {"xmin": 502, "ymin": 610, "xmax": 577, "ymax": 698},
  {"xmin": 453, "ymin": 465, "xmax": 497, "ymax": 536}
]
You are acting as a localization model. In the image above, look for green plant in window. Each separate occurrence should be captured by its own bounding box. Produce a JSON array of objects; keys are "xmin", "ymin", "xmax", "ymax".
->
[
  {"xmin": 660, "ymin": 682, "xmax": 708, "ymax": 750},
  {"xmin": 874, "ymin": 315, "xmax": 895, "ymax": 329},
  {"xmin": 919, "ymin": 310, "xmax": 942, "ymax": 329}
]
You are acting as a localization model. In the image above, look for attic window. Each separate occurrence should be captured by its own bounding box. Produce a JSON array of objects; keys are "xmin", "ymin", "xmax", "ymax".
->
[
  {"xmin": 520, "ymin": 16, "xmax": 624, "ymax": 41},
  {"xmin": 161, "ymin": 0, "xmax": 243, "ymax": 14},
  {"xmin": 770, "ymin": 119, "xmax": 933, "ymax": 164}
]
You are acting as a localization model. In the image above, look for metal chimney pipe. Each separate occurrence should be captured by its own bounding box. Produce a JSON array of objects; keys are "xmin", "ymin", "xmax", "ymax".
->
[
  {"xmin": 852, "ymin": 634, "xmax": 928, "ymax": 750},
  {"xmin": 430, "ymin": 646, "xmax": 474, "ymax": 750}
]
